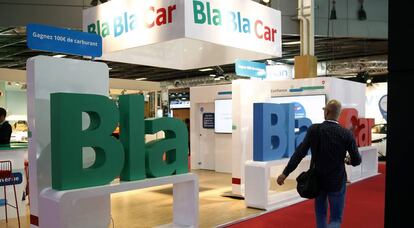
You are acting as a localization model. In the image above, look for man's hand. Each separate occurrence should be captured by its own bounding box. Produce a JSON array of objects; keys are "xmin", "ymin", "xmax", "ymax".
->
[
  {"xmin": 277, "ymin": 174, "xmax": 287, "ymax": 185},
  {"xmin": 345, "ymin": 155, "xmax": 351, "ymax": 165}
]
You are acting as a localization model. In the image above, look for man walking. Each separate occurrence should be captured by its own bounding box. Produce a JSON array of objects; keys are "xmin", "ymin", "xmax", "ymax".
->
[{"xmin": 277, "ymin": 100, "xmax": 361, "ymax": 228}]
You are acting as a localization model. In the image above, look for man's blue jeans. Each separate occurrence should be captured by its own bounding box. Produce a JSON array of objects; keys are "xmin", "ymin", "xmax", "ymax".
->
[{"xmin": 314, "ymin": 180, "xmax": 347, "ymax": 228}]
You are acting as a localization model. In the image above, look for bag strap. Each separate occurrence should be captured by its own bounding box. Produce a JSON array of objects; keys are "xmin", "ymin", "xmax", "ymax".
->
[{"xmin": 310, "ymin": 124, "xmax": 321, "ymax": 169}]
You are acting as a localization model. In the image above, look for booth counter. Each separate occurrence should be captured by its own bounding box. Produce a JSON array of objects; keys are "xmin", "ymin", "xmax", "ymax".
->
[{"xmin": 0, "ymin": 142, "xmax": 28, "ymax": 220}]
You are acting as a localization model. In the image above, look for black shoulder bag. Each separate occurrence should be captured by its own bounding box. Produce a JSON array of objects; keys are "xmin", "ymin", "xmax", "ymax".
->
[{"xmin": 296, "ymin": 125, "xmax": 321, "ymax": 199}]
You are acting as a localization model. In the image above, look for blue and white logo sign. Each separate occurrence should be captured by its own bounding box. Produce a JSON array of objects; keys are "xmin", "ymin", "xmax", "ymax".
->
[
  {"xmin": 292, "ymin": 102, "xmax": 306, "ymax": 119},
  {"xmin": 0, "ymin": 172, "xmax": 23, "ymax": 186},
  {"xmin": 27, "ymin": 23, "xmax": 102, "ymax": 57},
  {"xmin": 235, "ymin": 59, "xmax": 266, "ymax": 79}
]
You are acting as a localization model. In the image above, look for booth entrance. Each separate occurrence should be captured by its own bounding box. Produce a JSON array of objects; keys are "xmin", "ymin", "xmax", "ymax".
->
[{"xmin": 197, "ymin": 103, "xmax": 215, "ymax": 170}]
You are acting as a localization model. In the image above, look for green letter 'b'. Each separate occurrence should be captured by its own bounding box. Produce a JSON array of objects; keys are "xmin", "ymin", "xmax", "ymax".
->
[
  {"xmin": 193, "ymin": 0, "xmax": 206, "ymax": 24},
  {"xmin": 145, "ymin": 118, "xmax": 188, "ymax": 177},
  {"xmin": 51, "ymin": 93, "xmax": 124, "ymax": 190}
]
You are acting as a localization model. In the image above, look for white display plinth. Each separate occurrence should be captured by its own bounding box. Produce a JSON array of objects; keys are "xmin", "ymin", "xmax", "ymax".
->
[
  {"xmin": 245, "ymin": 146, "xmax": 379, "ymax": 210},
  {"xmin": 244, "ymin": 156, "xmax": 311, "ymax": 210},
  {"xmin": 39, "ymin": 173, "xmax": 199, "ymax": 228},
  {"xmin": 346, "ymin": 146, "xmax": 379, "ymax": 183}
]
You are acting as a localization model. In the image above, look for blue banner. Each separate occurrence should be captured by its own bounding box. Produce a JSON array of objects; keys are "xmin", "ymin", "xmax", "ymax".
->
[
  {"xmin": 0, "ymin": 172, "xmax": 23, "ymax": 186},
  {"xmin": 235, "ymin": 59, "xmax": 267, "ymax": 79},
  {"xmin": 27, "ymin": 24, "xmax": 102, "ymax": 57}
]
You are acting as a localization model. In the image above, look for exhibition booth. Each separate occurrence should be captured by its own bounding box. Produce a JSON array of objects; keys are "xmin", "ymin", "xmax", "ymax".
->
[
  {"xmin": 0, "ymin": 67, "xmax": 161, "ymax": 224},
  {"xmin": 0, "ymin": 0, "xmax": 384, "ymax": 227},
  {"xmin": 190, "ymin": 77, "xmax": 379, "ymax": 211}
]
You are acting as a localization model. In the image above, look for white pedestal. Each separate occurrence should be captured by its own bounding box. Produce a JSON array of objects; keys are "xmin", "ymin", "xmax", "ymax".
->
[
  {"xmin": 245, "ymin": 146, "xmax": 379, "ymax": 210},
  {"xmin": 39, "ymin": 173, "xmax": 199, "ymax": 228},
  {"xmin": 346, "ymin": 146, "xmax": 379, "ymax": 183},
  {"xmin": 244, "ymin": 156, "xmax": 311, "ymax": 210}
]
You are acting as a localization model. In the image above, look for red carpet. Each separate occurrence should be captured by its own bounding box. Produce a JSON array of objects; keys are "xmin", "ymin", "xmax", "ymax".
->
[{"xmin": 227, "ymin": 163, "xmax": 385, "ymax": 228}]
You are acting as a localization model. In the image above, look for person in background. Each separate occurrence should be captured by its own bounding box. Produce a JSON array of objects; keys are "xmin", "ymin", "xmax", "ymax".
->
[
  {"xmin": 276, "ymin": 100, "xmax": 361, "ymax": 228},
  {"xmin": 0, "ymin": 107, "xmax": 12, "ymax": 144},
  {"xmin": 185, "ymin": 118, "xmax": 190, "ymax": 156}
]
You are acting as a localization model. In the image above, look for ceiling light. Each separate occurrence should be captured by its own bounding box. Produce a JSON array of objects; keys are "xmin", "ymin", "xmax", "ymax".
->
[
  {"xmin": 209, "ymin": 74, "xmax": 216, "ymax": 77},
  {"xmin": 53, "ymin": 54, "xmax": 66, "ymax": 58},
  {"xmin": 135, "ymin": 78, "xmax": 147, "ymax": 81},
  {"xmin": 199, "ymin": 68, "xmax": 214, "ymax": 72},
  {"xmin": 262, "ymin": 0, "xmax": 270, "ymax": 3},
  {"xmin": 283, "ymin": 41, "xmax": 301, "ymax": 45},
  {"xmin": 366, "ymin": 78, "xmax": 372, "ymax": 84}
]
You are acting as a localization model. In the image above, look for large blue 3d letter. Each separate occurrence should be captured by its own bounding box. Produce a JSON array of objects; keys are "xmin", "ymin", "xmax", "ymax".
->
[
  {"xmin": 293, "ymin": 118, "xmax": 312, "ymax": 156},
  {"xmin": 253, "ymin": 103, "xmax": 294, "ymax": 161}
]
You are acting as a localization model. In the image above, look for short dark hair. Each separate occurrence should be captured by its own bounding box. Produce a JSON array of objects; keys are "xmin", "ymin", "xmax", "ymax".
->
[{"xmin": 0, "ymin": 107, "xmax": 6, "ymax": 118}]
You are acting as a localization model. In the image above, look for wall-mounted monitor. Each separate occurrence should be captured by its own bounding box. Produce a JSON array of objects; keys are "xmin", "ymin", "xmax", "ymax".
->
[
  {"xmin": 170, "ymin": 100, "xmax": 190, "ymax": 109},
  {"xmin": 214, "ymin": 99, "xmax": 232, "ymax": 133},
  {"xmin": 268, "ymin": 94, "xmax": 326, "ymax": 124},
  {"xmin": 169, "ymin": 91, "xmax": 190, "ymax": 109}
]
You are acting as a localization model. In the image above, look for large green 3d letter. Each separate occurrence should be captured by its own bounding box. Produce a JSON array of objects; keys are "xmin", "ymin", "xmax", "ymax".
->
[
  {"xmin": 145, "ymin": 118, "xmax": 188, "ymax": 177},
  {"xmin": 119, "ymin": 94, "xmax": 145, "ymax": 181},
  {"xmin": 51, "ymin": 93, "xmax": 124, "ymax": 190}
]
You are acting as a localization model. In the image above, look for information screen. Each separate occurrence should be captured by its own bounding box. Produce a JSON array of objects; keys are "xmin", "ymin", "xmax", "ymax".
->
[
  {"xmin": 269, "ymin": 94, "xmax": 326, "ymax": 124},
  {"xmin": 214, "ymin": 99, "xmax": 232, "ymax": 133}
]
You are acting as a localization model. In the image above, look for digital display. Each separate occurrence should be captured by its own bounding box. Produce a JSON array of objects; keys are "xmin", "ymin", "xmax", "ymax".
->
[
  {"xmin": 214, "ymin": 99, "xmax": 232, "ymax": 133},
  {"xmin": 268, "ymin": 94, "xmax": 326, "ymax": 124}
]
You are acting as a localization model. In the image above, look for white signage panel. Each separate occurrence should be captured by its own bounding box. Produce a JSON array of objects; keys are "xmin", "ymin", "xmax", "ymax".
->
[
  {"xmin": 83, "ymin": 0, "xmax": 282, "ymax": 69},
  {"xmin": 27, "ymin": 56, "xmax": 110, "ymax": 227},
  {"xmin": 185, "ymin": 0, "xmax": 282, "ymax": 57},
  {"xmin": 83, "ymin": 0, "xmax": 185, "ymax": 53},
  {"xmin": 215, "ymin": 99, "xmax": 232, "ymax": 133}
]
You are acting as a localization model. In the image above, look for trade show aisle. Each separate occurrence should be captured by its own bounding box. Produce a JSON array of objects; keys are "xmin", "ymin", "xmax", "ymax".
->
[
  {"xmin": 110, "ymin": 170, "xmax": 261, "ymax": 227},
  {"xmin": 1, "ymin": 164, "xmax": 384, "ymax": 228},
  {"xmin": 225, "ymin": 163, "xmax": 386, "ymax": 228},
  {"xmin": 1, "ymin": 169, "xmax": 297, "ymax": 227}
]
